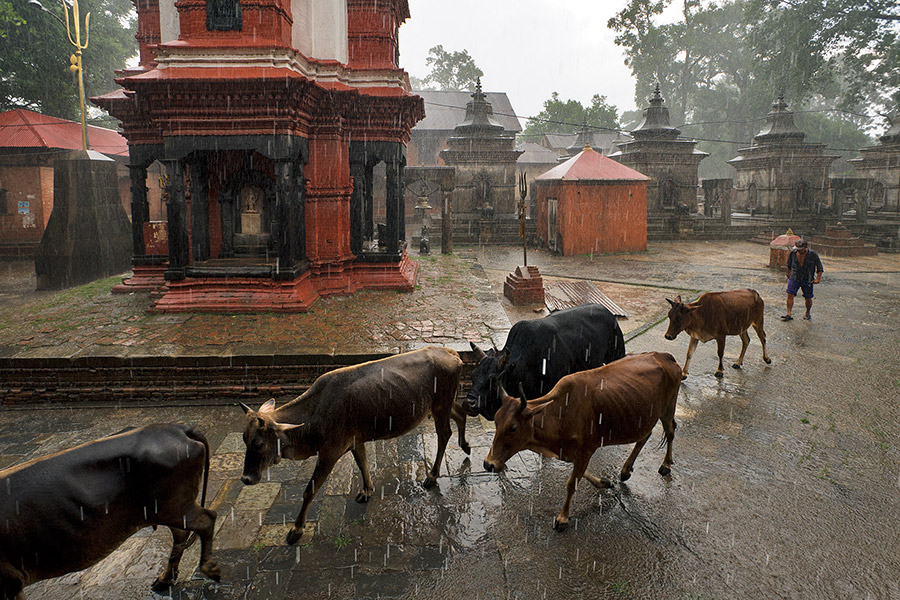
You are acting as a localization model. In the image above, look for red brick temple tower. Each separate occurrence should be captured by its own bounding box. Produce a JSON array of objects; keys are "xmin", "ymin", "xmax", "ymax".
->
[{"xmin": 95, "ymin": 0, "xmax": 424, "ymax": 311}]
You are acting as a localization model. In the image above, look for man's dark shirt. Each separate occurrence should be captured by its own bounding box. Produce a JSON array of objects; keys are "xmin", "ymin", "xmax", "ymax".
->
[{"xmin": 787, "ymin": 249, "xmax": 824, "ymax": 283}]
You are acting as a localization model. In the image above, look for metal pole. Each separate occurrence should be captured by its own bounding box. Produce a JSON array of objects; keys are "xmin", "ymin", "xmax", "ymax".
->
[
  {"xmin": 63, "ymin": 0, "xmax": 90, "ymax": 150},
  {"xmin": 518, "ymin": 171, "xmax": 528, "ymax": 266}
]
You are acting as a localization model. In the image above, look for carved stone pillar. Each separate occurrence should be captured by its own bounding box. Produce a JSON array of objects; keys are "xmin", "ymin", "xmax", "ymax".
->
[
  {"xmin": 163, "ymin": 159, "xmax": 188, "ymax": 279},
  {"xmin": 294, "ymin": 163, "xmax": 307, "ymax": 264},
  {"xmin": 349, "ymin": 158, "xmax": 366, "ymax": 254},
  {"xmin": 385, "ymin": 158, "xmax": 401, "ymax": 254},
  {"xmin": 274, "ymin": 158, "xmax": 295, "ymax": 276},
  {"xmin": 188, "ymin": 156, "xmax": 210, "ymax": 262},
  {"xmin": 128, "ymin": 163, "xmax": 150, "ymax": 259}
]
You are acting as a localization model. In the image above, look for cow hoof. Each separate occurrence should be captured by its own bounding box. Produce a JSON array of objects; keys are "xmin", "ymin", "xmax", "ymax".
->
[
  {"xmin": 619, "ymin": 470, "xmax": 632, "ymax": 482},
  {"xmin": 201, "ymin": 561, "xmax": 221, "ymax": 583},
  {"xmin": 355, "ymin": 491, "xmax": 371, "ymax": 503},
  {"xmin": 658, "ymin": 465, "xmax": 671, "ymax": 477},
  {"xmin": 732, "ymin": 363, "xmax": 742, "ymax": 370},
  {"xmin": 422, "ymin": 476, "xmax": 438, "ymax": 490},
  {"xmin": 764, "ymin": 357, "xmax": 772, "ymax": 364},
  {"xmin": 286, "ymin": 528, "xmax": 302, "ymax": 546},
  {"xmin": 715, "ymin": 371, "xmax": 724, "ymax": 378},
  {"xmin": 150, "ymin": 578, "xmax": 172, "ymax": 593},
  {"xmin": 681, "ymin": 374, "xmax": 688, "ymax": 381},
  {"xmin": 553, "ymin": 518, "xmax": 569, "ymax": 532},
  {"xmin": 461, "ymin": 442, "xmax": 471, "ymax": 455}
]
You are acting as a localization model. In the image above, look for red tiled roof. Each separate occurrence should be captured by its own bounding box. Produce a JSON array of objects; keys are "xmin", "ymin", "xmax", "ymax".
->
[
  {"xmin": 536, "ymin": 145, "xmax": 649, "ymax": 181},
  {"xmin": 0, "ymin": 108, "xmax": 128, "ymax": 157}
]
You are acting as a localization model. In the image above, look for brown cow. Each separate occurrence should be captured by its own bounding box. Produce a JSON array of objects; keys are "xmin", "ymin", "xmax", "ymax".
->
[
  {"xmin": 664, "ymin": 289, "xmax": 771, "ymax": 379},
  {"xmin": 483, "ymin": 352, "xmax": 682, "ymax": 531},
  {"xmin": 0, "ymin": 424, "xmax": 220, "ymax": 600},
  {"xmin": 240, "ymin": 347, "xmax": 470, "ymax": 545}
]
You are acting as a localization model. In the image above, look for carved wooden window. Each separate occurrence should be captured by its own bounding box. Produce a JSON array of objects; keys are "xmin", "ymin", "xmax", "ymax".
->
[
  {"xmin": 0, "ymin": 189, "xmax": 7, "ymax": 215},
  {"xmin": 207, "ymin": 0, "xmax": 242, "ymax": 31}
]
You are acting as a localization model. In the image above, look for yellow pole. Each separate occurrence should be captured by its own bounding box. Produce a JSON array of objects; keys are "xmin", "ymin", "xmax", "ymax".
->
[{"xmin": 62, "ymin": 0, "xmax": 90, "ymax": 150}]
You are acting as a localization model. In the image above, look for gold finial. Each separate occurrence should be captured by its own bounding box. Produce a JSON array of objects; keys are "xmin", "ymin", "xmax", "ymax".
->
[{"xmin": 786, "ymin": 228, "xmax": 794, "ymax": 235}]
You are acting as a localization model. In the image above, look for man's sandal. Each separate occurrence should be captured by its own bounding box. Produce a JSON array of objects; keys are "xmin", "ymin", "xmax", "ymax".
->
[
  {"xmin": 802, "ymin": 314, "xmax": 811, "ymax": 320},
  {"xmin": 781, "ymin": 315, "xmax": 793, "ymax": 321}
]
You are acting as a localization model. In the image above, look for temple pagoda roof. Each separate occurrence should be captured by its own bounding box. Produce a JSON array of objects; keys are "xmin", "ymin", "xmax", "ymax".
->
[{"xmin": 0, "ymin": 109, "xmax": 128, "ymax": 157}]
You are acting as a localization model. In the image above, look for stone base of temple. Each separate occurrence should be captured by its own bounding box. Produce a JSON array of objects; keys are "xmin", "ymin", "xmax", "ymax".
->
[
  {"xmin": 151, "ymin": 271, "xmax": 320, "ymax": 313},
  {"xmin": 149, "ymin": 254, "xmax": 417, "ymax": 313},
  {"xmin": 503, "ymin": 265, "xmax": 544, "ymax": 306},
  {"xmin": 809, "ymin": 225, "xmax": 878, "ymax": 257},
  {"xmin": 112, "ymin": 264, "xmax": 169, "ymax": 293}
]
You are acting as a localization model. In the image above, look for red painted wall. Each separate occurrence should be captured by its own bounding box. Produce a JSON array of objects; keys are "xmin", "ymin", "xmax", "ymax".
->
[{"xmin": 535, "ymin": 180, "xmax": 647, "ymax": 255}]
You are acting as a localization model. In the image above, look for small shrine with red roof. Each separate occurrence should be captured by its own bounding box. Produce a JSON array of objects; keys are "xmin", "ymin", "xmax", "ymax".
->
[
  {"xmin": 94, "ymin": 0, "xmax": 424, "ymax": 311},
  {"xmin": 0, "ymin": 109, "xmax": 132, "ymax": 258},
  {"xmin": 533, "ymin": 144, "xmax": 649, "ymax": 256}
]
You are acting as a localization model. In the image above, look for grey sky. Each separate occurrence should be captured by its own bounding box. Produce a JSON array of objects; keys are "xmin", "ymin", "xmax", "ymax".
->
[{"xmin": 399, "ymin": 0, "xmax": 645, "ymax": 126}]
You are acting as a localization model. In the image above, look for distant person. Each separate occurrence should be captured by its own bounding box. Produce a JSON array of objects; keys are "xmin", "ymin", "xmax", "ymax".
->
[{"xmin": 782, "ymin": 239, "xmax": 823, "ymax": 321}]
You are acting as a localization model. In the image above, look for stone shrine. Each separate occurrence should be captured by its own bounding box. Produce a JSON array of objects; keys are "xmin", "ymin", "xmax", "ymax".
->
[
  {"xmin": 729, "ymin": 95, "xmax": 837, "ymax": 217},
  {"xmin": 847, "ymin": 114, "xmax": 900, "ymax": 218},
  {"xmin": 95, "ymin": 0, "xmax": 423, "ymax": 312},
  {"xmin": 609, "ymin": 84, "xmax": 706, "ymax": 226},
  {"xmin": 439, "ymin": 79, "xmax": 523, "ymax": 244}
]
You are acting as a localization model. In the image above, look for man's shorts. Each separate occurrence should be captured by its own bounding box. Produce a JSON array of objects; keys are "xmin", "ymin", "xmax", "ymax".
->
[{"xmin": 787, "ymin": 278, "xmax": 814, "ymax": 298}]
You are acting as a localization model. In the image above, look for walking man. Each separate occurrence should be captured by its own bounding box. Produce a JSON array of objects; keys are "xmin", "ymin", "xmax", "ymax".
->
[{"xmin": 782, "ymin": 239, "xmax": 823, "ymax": 321}]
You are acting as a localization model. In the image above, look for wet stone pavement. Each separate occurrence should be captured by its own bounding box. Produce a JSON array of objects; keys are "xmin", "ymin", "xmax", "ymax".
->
[{"xmin": 2, "ymin": 241, "xmax": 900, "ymax": 599}]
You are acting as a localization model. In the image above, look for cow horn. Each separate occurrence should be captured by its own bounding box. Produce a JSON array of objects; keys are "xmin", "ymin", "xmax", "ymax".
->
[
  {"xmin": 490, "ymin": 338, "xmax": 499, "ymax": 353},
  {"xmin": 665, "ymin": 297, "xmax": 675, "ymax": 306},
  {"xmin": 240, "ymin": 402, "xmax": 253, "ymax": 414},
  {"xmin": 518, "ymin": 382, "xmax": 528, "ymax": 402},
  {"xmin": 518, "ymin": 395, "xmax": 527, "ymax": 414},
  {"xmin": 469, "ymin": 341, "xmax": 487, "ymax": 362}
]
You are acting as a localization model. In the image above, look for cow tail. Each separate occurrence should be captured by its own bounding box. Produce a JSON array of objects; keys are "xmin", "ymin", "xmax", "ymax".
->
[{"xmin": 185, "ymin": 427, "xmax": 212, "ymax": 509}]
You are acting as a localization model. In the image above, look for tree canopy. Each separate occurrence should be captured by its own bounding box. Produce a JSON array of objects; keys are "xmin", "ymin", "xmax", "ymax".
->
[
  {"xmin": 0, "ymin": 0, "xmax": 137, "ymax": 123},
  {"xmin": 608, "ymin": 0, "xmax": 896, "ymax": 177},
  {"xmin": 521, "ymin": 93, "xmax": 620, "ymax": 141},
  {"xmin": 419, "ymin": 45, "xmax": 484, "ymax": 91}
]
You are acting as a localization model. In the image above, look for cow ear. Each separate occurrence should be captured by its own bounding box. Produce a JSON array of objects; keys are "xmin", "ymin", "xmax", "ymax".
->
[
  {"xmin": 686, "ymin": 305, "xmax": 700, "ymax": 313},
  {"xmin": 259, "ymin": 399, "xmax": 276, "ymax": 413},
  {"xmin": 528, "ymin": 399, "xmax": 553, "ymax": 416},
  {"xmin": 240, "ymin": 402, "xmax": 253, "ymax": 414},
  {"xmin": 497, "ymin": 350, "xmax": 511, "ymax": 370},
  {"xmin": 469, "ymin": 342, "xmax": 487, "ymax": 362},
  {"xmin": 275, "ymin": 422, "xmax": 304, "ymax": 434}
]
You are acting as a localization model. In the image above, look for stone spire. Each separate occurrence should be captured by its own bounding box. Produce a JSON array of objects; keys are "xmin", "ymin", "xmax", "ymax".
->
[
  {"xmin": 453, "ymin": 78, "xmax": 505, "ymax": 137},
  {"xmin": 753, "ymin": 94, "xmax": 806, "ymax": 144},
  {"xmin": 566, "ymin": 119, "xmax": 593, "ymax": 157},
  {"xmin": 632, "ymin": 83, "xmax": 680, "ymax": 139},
  {"xmin": 879, "ymin": 114, "xmax": 900, "ymax": 145}
]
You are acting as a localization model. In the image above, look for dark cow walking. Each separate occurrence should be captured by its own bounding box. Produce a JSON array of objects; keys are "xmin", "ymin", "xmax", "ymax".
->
[
  {"xmin": 664, "ymin": 289, "xmax": 771, "ymax": 379},
  {"xmin": 467, "ymin": 303, "xmax": 625, "ymax": 420},
  {"xmin": 0, "ymin": 424, "xmax": 220, "ymax": 600},
  {"xmin": 240, "ymin": 347, "xmax": 470, "ymax": 545},
  {"xmin": 483, "ymin": 352, "xmax": 682, "ymax": 531}
]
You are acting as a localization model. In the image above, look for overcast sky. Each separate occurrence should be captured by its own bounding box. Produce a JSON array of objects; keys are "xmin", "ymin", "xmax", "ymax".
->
[{"xmin": 399, "ymin": 0, "xmax": 667, "ymax": 127}]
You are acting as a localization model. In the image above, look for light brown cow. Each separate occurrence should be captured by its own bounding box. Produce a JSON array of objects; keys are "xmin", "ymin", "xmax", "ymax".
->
[
  {"xmin": 483, "ymin": 352, "xmax": 682, "ymax": 531},
  {"xmin": 240, "ymin": 347, "xmax": 470, "ymax": 545},
  {"xmin": 664, "ymin": 289, "xmax": 771, "ymax": 379}
]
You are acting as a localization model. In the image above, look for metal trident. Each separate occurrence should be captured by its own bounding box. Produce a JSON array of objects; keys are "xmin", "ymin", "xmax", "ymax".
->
[
  {"xmin": 62, "ymin": 0, "xmax": 90, "ymax": 150},
  {"xmin": 518, "ymin": 171, "xmax": 528, "ymax": 266}
]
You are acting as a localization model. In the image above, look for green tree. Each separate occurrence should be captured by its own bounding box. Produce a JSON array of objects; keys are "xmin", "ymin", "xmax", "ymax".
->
[
  {"xmin": 609, "ymin": 0, "xmax": 890, "ymax": 177},
  {"xmin": 422, "ymin": 45, "xmax": 483, "ymax": 91},
  {"xmin": 521, "ymin": 92, "xmax": 620, "ymax": 140},
  {"xmin": 0, "ymin": 0, "xmax": 137, "ymax": 122}
]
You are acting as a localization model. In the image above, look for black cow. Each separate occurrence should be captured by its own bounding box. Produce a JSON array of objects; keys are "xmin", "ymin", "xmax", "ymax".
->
[
  {"xmin": 466, "ymin": 303, "xmax": 625, "ymax": 420},
  {"xmin": 0, "ymin": 424, "xmax": 220, "ymax": 600}
]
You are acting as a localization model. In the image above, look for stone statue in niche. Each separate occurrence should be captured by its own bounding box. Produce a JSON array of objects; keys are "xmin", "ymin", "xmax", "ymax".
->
[
  {"xmin": 239, "ymin": 185, "xmax": 263, "ymax": 234},
  {"xmin": 472, "ymin": 172, "xmax": 493, "ymax": 215}
]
